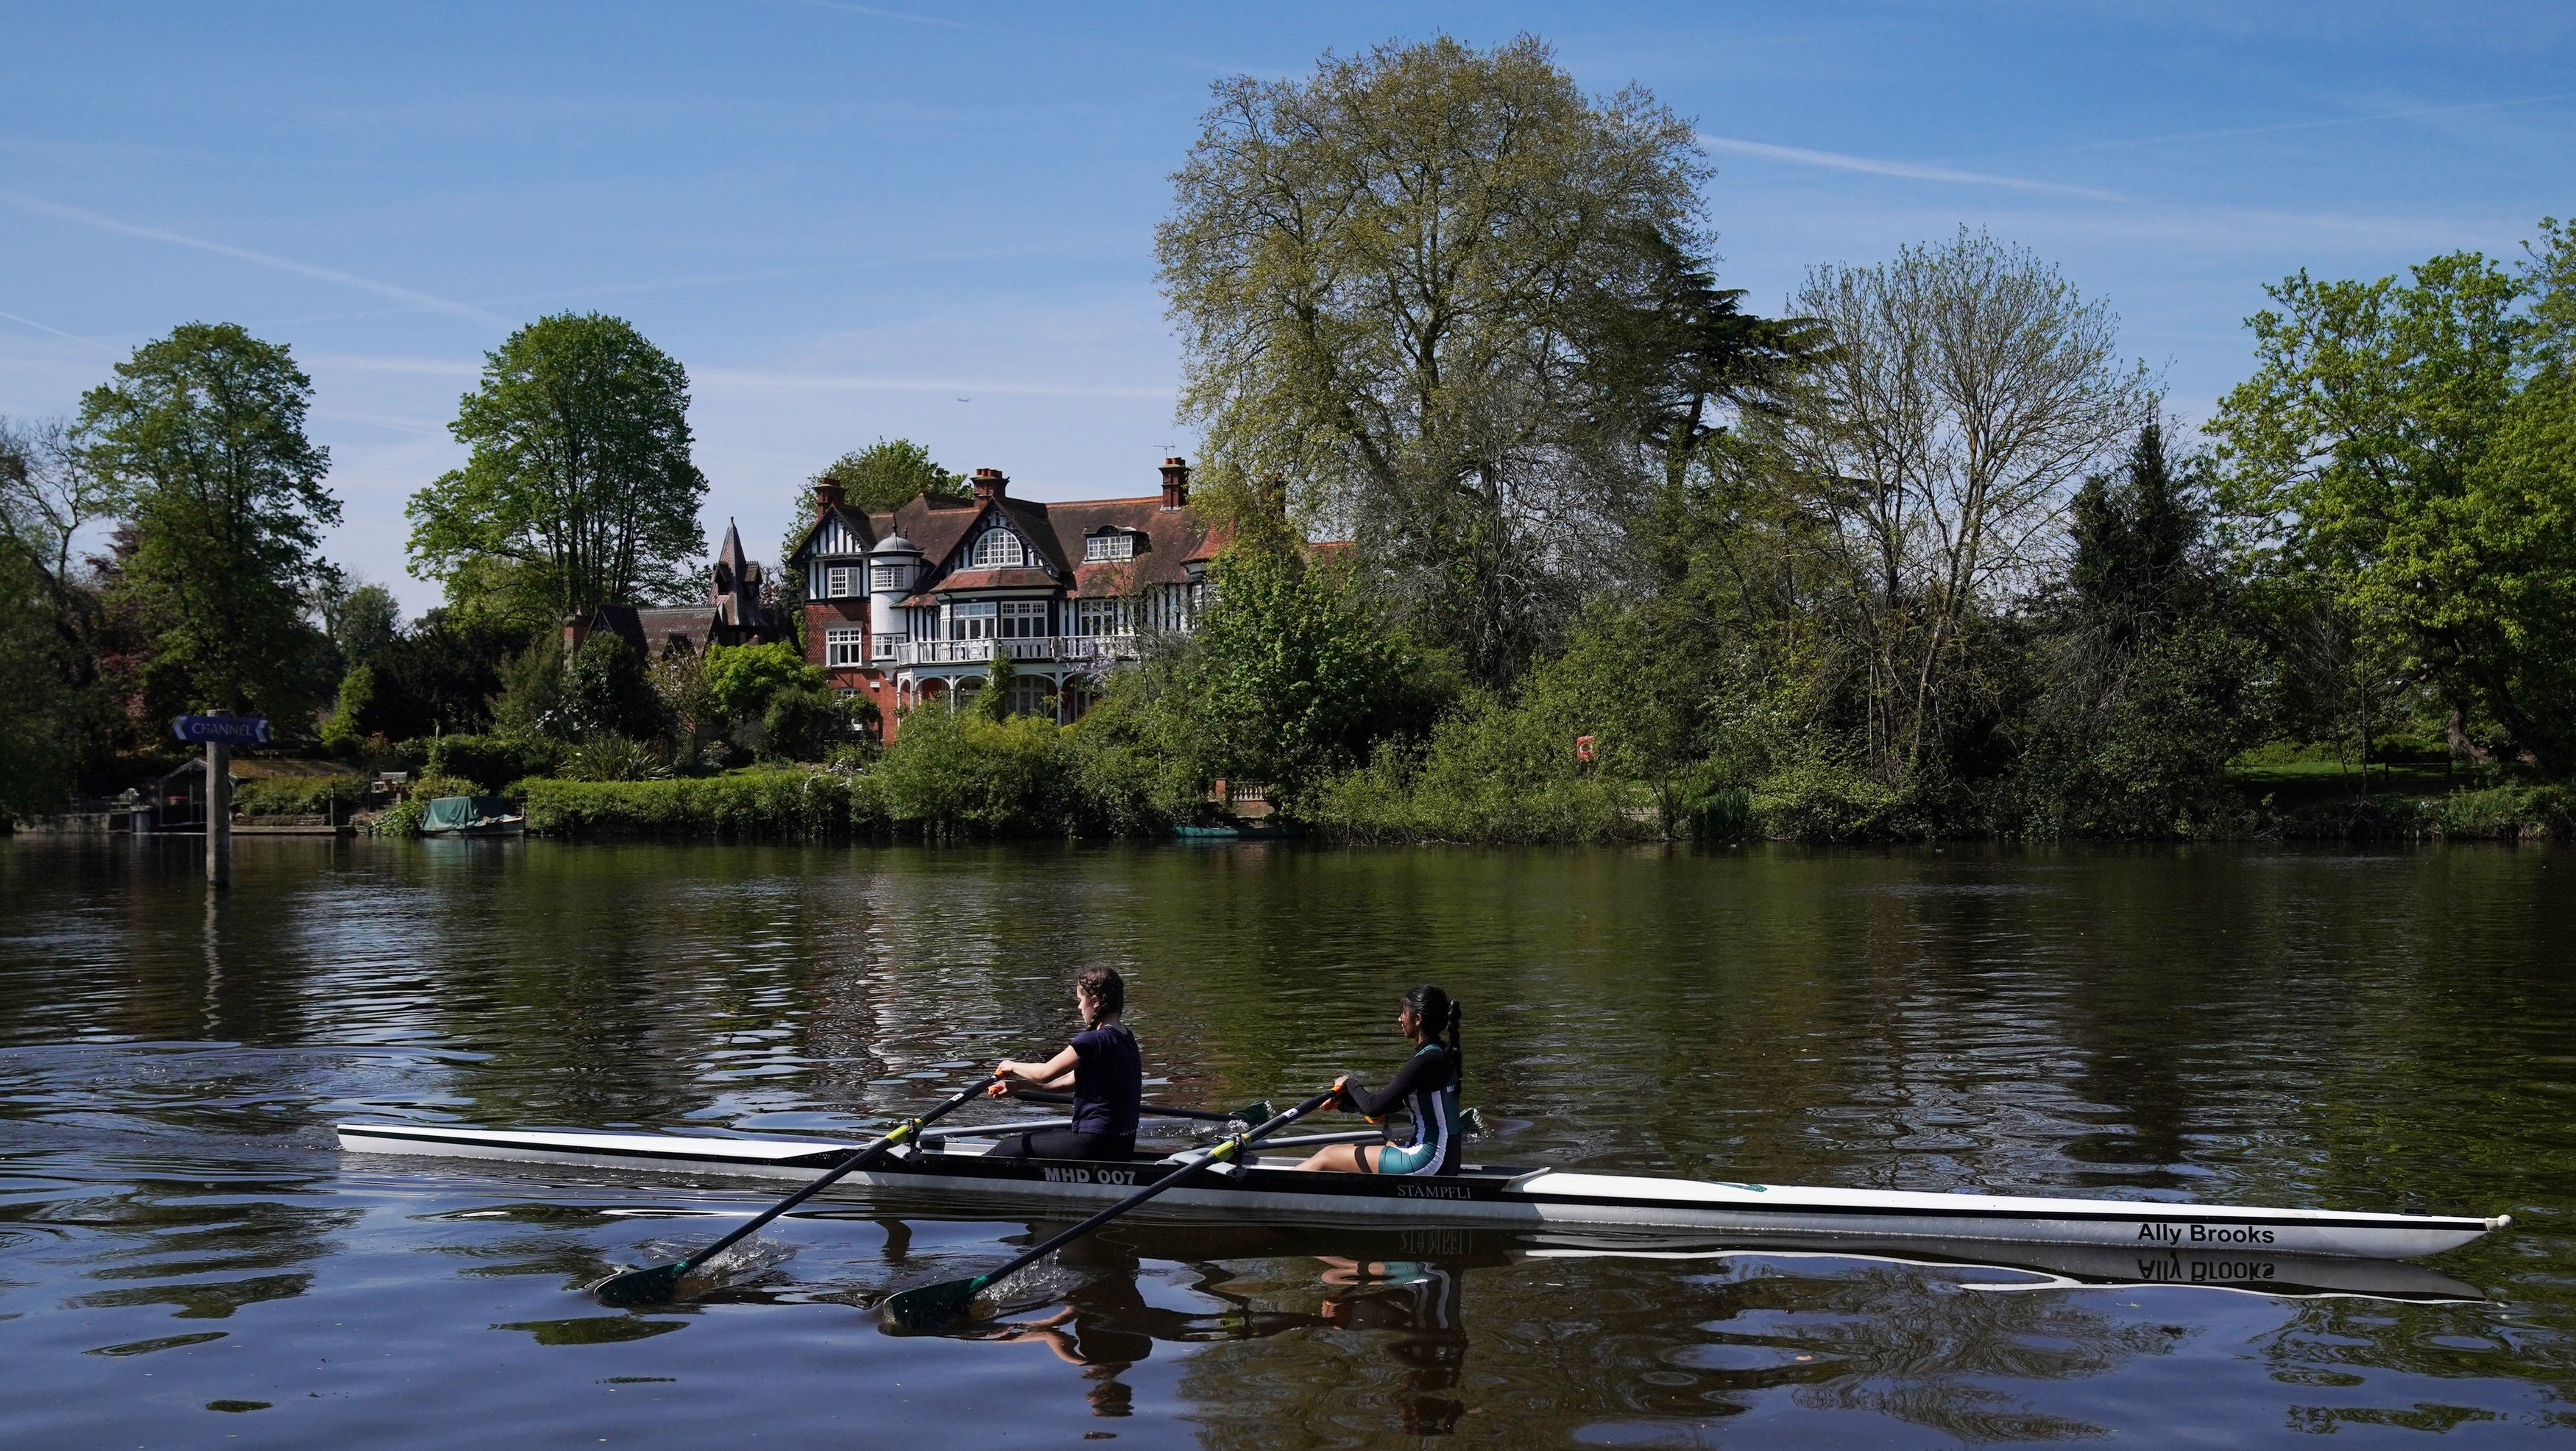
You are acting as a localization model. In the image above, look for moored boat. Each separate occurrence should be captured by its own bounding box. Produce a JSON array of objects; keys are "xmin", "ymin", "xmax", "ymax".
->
[
  {"xmin": 335, "ymin": 1120, "xmax": 2504, "ymax": 1262},
  {"xmin": 419, "ymin": 795, "xmax": 524, "ymax": 836}
]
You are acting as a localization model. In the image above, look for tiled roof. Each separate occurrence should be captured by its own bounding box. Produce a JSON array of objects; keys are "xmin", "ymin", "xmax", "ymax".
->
[
  {"xmin": 788, "ymin": 469, "xmax": 1225, "ymax": 598},
  {"xmin": 901, "ymin": 567, "xmax": 1058, "ymax": 604}
]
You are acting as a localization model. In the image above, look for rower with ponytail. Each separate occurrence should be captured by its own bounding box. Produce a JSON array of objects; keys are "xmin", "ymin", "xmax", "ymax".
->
[{"xmin": 1294, "ymin": 984, "xmax": 1466, "ymax": 1177}]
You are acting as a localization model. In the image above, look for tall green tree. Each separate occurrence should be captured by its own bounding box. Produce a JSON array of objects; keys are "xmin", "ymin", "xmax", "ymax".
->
[
  {"xmin": 407, "ymin": 312, "xmax": 707, "ymax": 621},
  {"xmin": 76, "ymin": 322, "xmax": 339, "ymax": 715},
  {"xmin": 2209, "ymin": 229, "xmax": 2576, "ymax": 774},
  {"xmin": 2017, "ymin": 424, "xmax": 2264, "ymax": 835},
  {"xmin": 319, "ymin": 579, "xmax": 402, "ymax": 668},
  {"xmin": 810, "ymin": 438, "xmax": 967, "ymax": 515},
  {"xmin": 1158, "ymin": 35, "xmax": 1719, "ymax": 686}
]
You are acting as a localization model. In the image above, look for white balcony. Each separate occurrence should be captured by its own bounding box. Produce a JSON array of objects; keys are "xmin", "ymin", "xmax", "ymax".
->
[{"xmin": 889, "ymin": 635, "xmax": 1139, "ymax": 668}]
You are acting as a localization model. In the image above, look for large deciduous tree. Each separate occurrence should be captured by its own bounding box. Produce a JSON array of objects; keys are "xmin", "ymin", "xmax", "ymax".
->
[
  {"xmin": 1751, "ymin": 230, "xmax": 2154, "ymax": 789},
  {"xmin": 2209, "ymin": 224, "xmax": 2576, "ymax": 775},
  {"xmin": 407, "ymin": 312, "xmax": 707, "ymax": 623},
  {"xmin": 1157, "ymin": 35, "xmax": 1727, "ymax": 687},
  {"xmin": 76, "ymin": 322, "xmax": 341, "ymax": 716}
]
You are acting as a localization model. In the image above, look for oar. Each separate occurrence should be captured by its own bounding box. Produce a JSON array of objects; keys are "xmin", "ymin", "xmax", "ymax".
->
[
  {"xmin": 1011, "ymin": 1090, "xmax": 1274, "ymax": 1125},
  {"xmin": 592, "ymin": 1076, "xmax": 991, "ymax": 1307},
  {"xmin": 880, "ymin": 1087, "xmax": 1337, "ymax": 1332}
]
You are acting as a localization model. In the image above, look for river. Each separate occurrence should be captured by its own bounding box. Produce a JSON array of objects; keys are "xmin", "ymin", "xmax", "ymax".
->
[{"xmin": 1, "ymin": 836, "xmax": 2570, "ymax": 1447}]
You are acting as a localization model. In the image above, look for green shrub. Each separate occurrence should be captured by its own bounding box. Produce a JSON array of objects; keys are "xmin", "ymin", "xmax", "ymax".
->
[
  {"xmin": 701, "ymin": 643, "xmax": 824, "ymax": 721},
  {"xmin": 873, "ymin": 707, "xmax": 1080, "ymax": 837},
  {"xmin": 426, "ymin": 734, "xmax": 554, "ymax": 791},
  {"xmin": 521, "ymin": 769, "xmax": 883, "ymax": 839},
  {"xmin": 762, "ymin": 687, "xmax": 877, "ymax": 763},
  {"xmin": 2430, "ymin": 784, "xmax": 2574, "ymax": 841},
  {"xmin": 865, "ymin": 705, "xmax": 1178, "ymax": 839},
  {"xmin": 555, "ymin": 736, "xmax": 671, "ymax": 782},
  {"xmin": 1309, "ymin": 713, "xmax": 1646, "ymax": 846},
  {"xmin": 1747, "ymin": 758, "xmax": 1903, "ymax": 841}
]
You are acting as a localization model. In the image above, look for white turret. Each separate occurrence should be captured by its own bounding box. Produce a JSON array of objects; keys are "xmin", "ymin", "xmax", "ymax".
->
[{"xmin": 868, "ymin": 532, "xmax": 921, "ymax": 642}]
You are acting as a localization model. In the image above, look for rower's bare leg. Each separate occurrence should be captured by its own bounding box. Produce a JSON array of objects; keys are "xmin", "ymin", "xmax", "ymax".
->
[{"xmin": 1293, "ymin": 1143, "xmax": 1377, "ymax": 1173}]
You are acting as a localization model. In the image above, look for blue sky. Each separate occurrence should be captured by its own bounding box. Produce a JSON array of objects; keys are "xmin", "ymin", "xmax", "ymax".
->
[{"xmin": 4, "ymin": 2, "xmax": 2570, "ymax": 615}]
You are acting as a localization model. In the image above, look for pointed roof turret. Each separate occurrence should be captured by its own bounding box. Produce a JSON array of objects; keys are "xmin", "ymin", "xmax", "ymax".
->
[{"xmin": 712, "ymin": 518, "xmax": 758, "ymax": 623}]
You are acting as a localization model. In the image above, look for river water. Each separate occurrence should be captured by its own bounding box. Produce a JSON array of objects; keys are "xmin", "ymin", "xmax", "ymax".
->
[{"xmin": 1, "ymin": 837, "xmax": 2571, "ymax": 1448}]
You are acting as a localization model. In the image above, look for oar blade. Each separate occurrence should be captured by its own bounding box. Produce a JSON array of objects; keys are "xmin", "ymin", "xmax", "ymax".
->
[
  {"xmin": 1228, "ymin": 1101, "xmax": 1275, "ymax": 1127},
  {"xmin": 590, "ymin": 1260, "xmax": 687, "ymax": 1307},
  {"xmin": 879, "ymin": 1274, "xmax": 988, "ymax": 1333}
]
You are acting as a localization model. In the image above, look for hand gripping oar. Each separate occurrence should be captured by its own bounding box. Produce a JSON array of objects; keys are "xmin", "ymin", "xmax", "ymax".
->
[
  {"xmin": 880, "ymin": 1088, "xmax": 1336, "ymax": 1333},
  {"xmin": 592, "ymin": 1076, "xmax": 990, "ymax": 1307}
]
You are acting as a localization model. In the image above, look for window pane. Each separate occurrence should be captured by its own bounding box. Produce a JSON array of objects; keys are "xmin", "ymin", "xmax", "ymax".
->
[
  {"xmin": 972, "ymin": 531, "xmax": 1023, "ymax": 569},
  {"xmin": 825, "ymin": 626, "xmax": 863, "ymax": 667}
]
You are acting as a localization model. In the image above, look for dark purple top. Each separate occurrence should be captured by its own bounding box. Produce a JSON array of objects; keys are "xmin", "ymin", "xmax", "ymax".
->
[{"xmin": 1068, "ymin": 1024, "xmax": 1142, "ymax": 1136}]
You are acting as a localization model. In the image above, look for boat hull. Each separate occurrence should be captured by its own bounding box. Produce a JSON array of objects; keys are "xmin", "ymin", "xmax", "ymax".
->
[{"xmin": 334, "ymin": 1122, "xmax": 2502, "ymax": 1261}]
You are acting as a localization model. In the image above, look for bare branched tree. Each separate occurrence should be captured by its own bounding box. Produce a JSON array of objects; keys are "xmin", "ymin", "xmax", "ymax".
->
[
  {"xmin": 0, "ymin": 415, "xmax": 108, "ymax": 609},
  {"xmin": 1756, "ymin": 230, "xmax": 2154, "ymax": 782}
]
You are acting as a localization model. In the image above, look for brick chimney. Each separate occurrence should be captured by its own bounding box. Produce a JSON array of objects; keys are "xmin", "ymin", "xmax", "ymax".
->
[
  {"xmin": 1159, "ymin": 457, "xmax": 1189, "ymax": 511},
  {"xmin": 814, "ymin": 475, "xmax": 846, "ymax": 513},
  {"xmin": 972, "ymin": 467, "xmax": 1008, "ymax": 503}
]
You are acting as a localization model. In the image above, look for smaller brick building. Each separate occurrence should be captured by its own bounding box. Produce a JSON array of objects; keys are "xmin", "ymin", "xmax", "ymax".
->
[
  {"xmin": 785, "ymin": 459, "xmax": 1221, "ymax": 738},
  {"xmin": 565, "ymin": 520, "xmax": 789, "ymax": 660}
]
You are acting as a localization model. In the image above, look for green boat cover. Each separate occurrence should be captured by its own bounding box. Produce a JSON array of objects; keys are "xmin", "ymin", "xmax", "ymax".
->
[{"xmin": 422, "ymin": 795, "xmax": 514, "ymax": 832}]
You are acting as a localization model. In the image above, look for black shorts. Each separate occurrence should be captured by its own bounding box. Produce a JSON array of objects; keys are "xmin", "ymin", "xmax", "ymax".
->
[{"xmin": 999, "ymin": 1129, "xmax": 1136, "ymax": 1162}]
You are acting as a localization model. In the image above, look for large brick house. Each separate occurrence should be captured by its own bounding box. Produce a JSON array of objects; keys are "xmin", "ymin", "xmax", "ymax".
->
[{"xmin": 786, "ymin": 459, "xmax": 1221, "ymax": 737}]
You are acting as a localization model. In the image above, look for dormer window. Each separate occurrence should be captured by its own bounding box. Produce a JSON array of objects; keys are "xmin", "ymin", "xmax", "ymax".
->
[
  {"xmin": 970, "ymin": 529, "xmax": 1025, "ymax": 569},
  {"xmin": 1083, "ymin": 532, "xmax": 1136, "ymax": 563}
]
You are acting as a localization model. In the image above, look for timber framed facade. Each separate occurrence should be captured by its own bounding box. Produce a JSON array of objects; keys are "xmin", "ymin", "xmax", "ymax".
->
[{"xmin": 785, "ymin": 459, "xmax": 1220, "ymax": 738}]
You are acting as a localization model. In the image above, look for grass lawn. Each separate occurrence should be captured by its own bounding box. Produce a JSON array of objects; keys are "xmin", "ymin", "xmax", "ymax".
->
[{"xmin": 2227, "ymin": 758, "xmax": 2463, "ymax": 806}]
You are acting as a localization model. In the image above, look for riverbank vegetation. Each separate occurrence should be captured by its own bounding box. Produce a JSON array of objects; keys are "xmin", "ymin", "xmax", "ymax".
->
[{"xmin": 4, "ymin": 35, "xmax": 2571, "ymax": 844}]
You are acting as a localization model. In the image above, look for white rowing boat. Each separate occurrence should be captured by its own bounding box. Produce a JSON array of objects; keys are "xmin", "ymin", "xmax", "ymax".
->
[{"xmin": 335, "ymin": 1120, "xmax": 2505, "ymax": 1262}]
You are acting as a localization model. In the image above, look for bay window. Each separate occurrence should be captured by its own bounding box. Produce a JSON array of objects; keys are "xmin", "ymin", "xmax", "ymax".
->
[{"xmin": 825, "ymin": 626, "xmax": 864, "ymax": 667}]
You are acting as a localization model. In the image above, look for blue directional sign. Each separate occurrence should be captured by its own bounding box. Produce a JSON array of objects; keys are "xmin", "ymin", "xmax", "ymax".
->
[{"xmin": 171, "ymin": 715, "xmax": 271, "ymax": 746}]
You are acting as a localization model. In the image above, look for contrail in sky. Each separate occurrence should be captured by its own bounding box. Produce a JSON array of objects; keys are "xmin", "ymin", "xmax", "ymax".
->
[
  {"xmin": 0, "ymin": 189, "xmax": 508, "ymax": 325},
  {"xmin": 1696, "ymin": 135, "xmax": 2129, "ymax": 202}
]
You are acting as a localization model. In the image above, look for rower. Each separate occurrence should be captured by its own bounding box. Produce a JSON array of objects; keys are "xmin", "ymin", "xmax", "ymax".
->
[
  {"xmin": 1294, "ymin": 984, "xmax": 1462, "ymax": 1176},
  {"xmin": 989, "ymin": 967, "xmax": 1143, "ymax": 1162}
]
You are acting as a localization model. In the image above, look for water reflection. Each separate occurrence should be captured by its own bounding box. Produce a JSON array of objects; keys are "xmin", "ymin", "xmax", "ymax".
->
[{"xmin": 2, "ymin": 836, "xmax": 2572, "ymax": 1447}]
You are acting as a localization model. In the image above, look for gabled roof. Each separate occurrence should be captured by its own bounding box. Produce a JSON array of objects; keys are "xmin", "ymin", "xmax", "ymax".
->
[
  {"xmin": 787, "ymin": 503, "xmax": 880, "ymax": 562},
  {"xmin": 791, "ymin": 483, "xmax": 1224, "ymax": 599}
]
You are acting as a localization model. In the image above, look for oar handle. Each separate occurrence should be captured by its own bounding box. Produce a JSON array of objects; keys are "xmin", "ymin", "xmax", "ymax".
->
[
  {"xmin": 1009, "ymin": 1091, "xmax": 1246, "ymax": 1124},
  {"xmin": 679, "ymin": 1078, "xmax": 985, "ymax": 1273},
  {"xmin": 968, "ymin": 1088, "xmax": 1338, "ymax": 1296}
]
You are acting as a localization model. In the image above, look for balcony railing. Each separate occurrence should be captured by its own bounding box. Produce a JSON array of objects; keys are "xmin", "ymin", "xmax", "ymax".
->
[{"xmin": 890, "ymin": 635, "xmax": 1140, "ymax": 668}]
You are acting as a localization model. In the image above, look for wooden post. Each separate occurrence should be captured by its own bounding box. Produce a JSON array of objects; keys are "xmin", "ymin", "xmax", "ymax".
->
[{"xmin": 206, "ymin": 738, "xmax": 232, "ymax": 887}]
